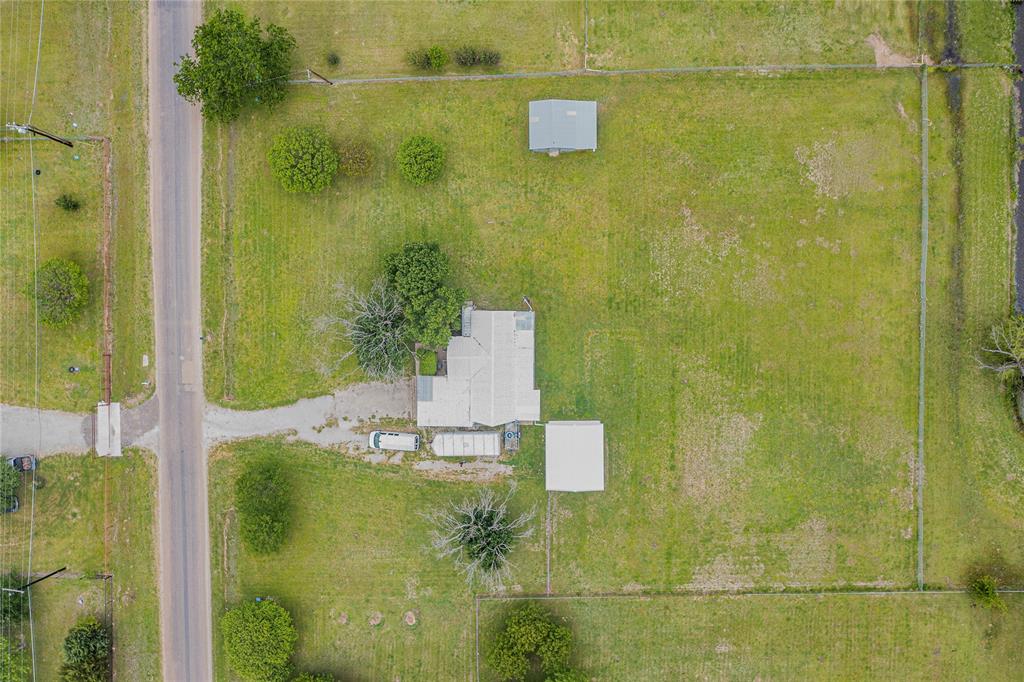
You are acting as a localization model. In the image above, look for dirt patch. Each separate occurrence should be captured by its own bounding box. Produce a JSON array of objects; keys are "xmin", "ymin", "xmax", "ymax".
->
[
  {"xmin": 778, "ymin": 516, "xmax": 836, "ymax": 585},
  {"xmin": 680, "ymin": 412, "xmax": 762, "ymax": 507},
  {"xmin": 368, "ymin": 611, "xmax": 383, "ymax": 626},
  {"xmin": 651, "ymin": 205, "xmax": 742, "ymax": 301},
  {"xmin": 795, "ymin": 137, "xmax": 885, "ymax": 200},
  {"xmin": 403, "ymin": 610, "xmax": 418, "ymax": 626},
  {"xmin": 411, "ymin": 459, "xmax": 512, "ymax": 481},
  {"xmin": 866, "ymin": 32, "xmax": 931, "ymax": 67},
  {"xmin": 685, "ymin": 555, "xmax": 761, "ymax": 592},
  {"xmin": 558, "ymin": 23, "xmax": 582, "ymax": 69}
]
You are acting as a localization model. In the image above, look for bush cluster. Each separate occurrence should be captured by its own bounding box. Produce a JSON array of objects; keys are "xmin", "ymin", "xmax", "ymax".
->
[
  {"xmin": 337, "ymin": 140, "xmax": 373, "ymax": 177},
  {"xmin": 221, "ymin": 600, "xmax": 297, "ymax": 682},
  {"xmin": 395, "ymin": 135, "xmax": 445, "ymax": 186},
  {"xmin": 405, "ymin": 45, "xmax": 449, "ymax": 71},
  {"xmin": 486, "ymin": 603, "xmax": 584, "ymax": 682},
  {"xmin": 384, "ymin": 242, "xmax": 462, "ymax": 347},
  {"xmin": 454, "ymin": 46, "xmax": 501, "ymax": 67},
  {"xmin": 34, "ymin": 258, "xmax": 90, "ymax": 328},
  {"xmin": 969, "ymin": 574, "xmax": 1006, "ymax": 612},
  {"xmin": 235, "ymin": 458, "xmax": 290, "ymax": 554},
  {"xmin": 0, "ymin": 467, "xmax": 19, "ymax": 513},
  {"xmin": 59, "ymin": 617, "xmax": 111, "ymax": 682},
  {"xmin": 55, "ymin": 193, "xmax": 81, "ymax": 211},
  {"xmin": 268, "ymin": 126, "xmax": 339, "ymax": 193},
  {"xmin": 325, "ymin": 51, "xmax": 340, "ymax": 67},
  {"xmin": 1, "ymin": 636, "xmax": 29, "ymax": 682}
]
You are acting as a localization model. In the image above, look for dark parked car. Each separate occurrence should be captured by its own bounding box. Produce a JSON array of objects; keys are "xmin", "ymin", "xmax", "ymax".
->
[{"xmin": 8, "ymin": 456, "xmax": 36, "ymax": 472}]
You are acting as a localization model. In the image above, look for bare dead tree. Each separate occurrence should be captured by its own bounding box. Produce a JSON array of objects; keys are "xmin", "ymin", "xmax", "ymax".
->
[
  {"xmin": 978, "ymin": 315, "xmax": 1024, "ymax": 379},
  {"xmin": 313, "ymin": 278, "xmax": 411, "ymax": 380},
  {"xmin": 425, "ymin": 484, "xmax": 535, "ymax": 590}
]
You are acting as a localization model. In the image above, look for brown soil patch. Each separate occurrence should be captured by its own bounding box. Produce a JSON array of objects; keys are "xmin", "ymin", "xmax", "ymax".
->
[
  {"xmin": 368, "ymin": 611, "xmax": 383, "ymax": 626},
  {"xmin": 795, "ymin": 137, "xmax": 884, "ymax": 200},
  {"xmin": 778, "ymin": 516, "xmax": 836, "ymax": 585},
  {"xmin": 403, "ymin": 610, "xmax": 417, "ymax": 626},
  {"xmin": 865, "ymin": 33, "xmax": 917, "ymax": 67}
]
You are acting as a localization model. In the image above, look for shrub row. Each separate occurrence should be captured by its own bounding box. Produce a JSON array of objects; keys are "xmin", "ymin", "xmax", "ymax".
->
[{"xmin": 406, "ymin": 45, "xmax": 501, "ymax": 71}]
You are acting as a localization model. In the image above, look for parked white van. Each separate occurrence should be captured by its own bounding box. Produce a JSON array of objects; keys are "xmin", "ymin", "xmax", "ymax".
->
[{"xmin": 368, "ymin": 431, "xmax": 420, "ymax": 452}]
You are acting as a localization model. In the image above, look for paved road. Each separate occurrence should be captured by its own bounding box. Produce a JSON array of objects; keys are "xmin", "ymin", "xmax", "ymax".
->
[{"xmin": 148, "ymin": 2, "xmax": 212, "ymax": 680}]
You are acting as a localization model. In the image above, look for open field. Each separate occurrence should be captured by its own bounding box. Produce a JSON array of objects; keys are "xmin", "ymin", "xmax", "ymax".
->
[
  {"xmin": 208, "ymin": 438, "xmax": 545, "ymax": 680},
  {"xmin": 219, "ymin": 0, "xmax": 585, "ymax": 77},
  {"xmin": 0, "ymin": 0, "xmax": 152, "ymax": 410},
  {"xmin": 0, "ymin": 143, "xmax": 104, "ymax": 411},
  {"xmin": 924, "ymin": 69, "xmax": 1023, "ymax": 586},
  {"xmin": 478, "ymin": 593, "xmax": 1024, "ymax": 680},
  {"xmin": 205, "ymin": 70, "xmax": 923, "ymax": 593},
  {"xmin": 0, "ymin": 452, "xmax": 161, "ymax": 679}
]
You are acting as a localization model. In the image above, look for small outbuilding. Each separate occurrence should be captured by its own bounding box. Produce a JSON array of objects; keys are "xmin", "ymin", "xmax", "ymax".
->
[
  {"xmin": 545, "ymin": 421, "xmax": 605, "ymax": 492},
  {"xmin": 431, "ymin": 432, "xmax": 501, "ymax": 457},
  {"xmin": 528, "ymin": 99, "xmax": 597, "ymax": 155}
]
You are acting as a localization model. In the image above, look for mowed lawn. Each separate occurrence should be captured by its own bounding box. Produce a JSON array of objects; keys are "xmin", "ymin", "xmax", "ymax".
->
[
  {"xmin": 478, "ymin": 593, "xmax": 1024, "ymax": 680},
  {"xmin": 0, "ymin": 0, "xmax": 152, "ymax": 409},
  {"xmin": 924, "ymin": 69, "xmax": 1024, "ymax": 587},
  {"xmin": 204, "ymin": 70, "xmax": 923, "ymax": 591},
  {"xmin": 0, "ymin": 143, "xmax": 104, "ymax": 411},
  {"xmin": 208, "ymin": 439, "xmax": 546, "ymax": 680},
  {"xmin": 217, "ymin": 0, "xmax": 585, "ymax": 77},
  {"xmin": 0, "ymin": 452, "xmax": 161, "ymax": 679}
]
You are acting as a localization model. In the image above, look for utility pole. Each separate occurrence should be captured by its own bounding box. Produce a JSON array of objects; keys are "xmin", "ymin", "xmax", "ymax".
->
[
  {"xmin": 0, "ymin": 566, "xmax": 68, "ymax": 593},
  {"xmin": 5, "ymin": 122, "xmax": 74, "ymax": 148}
]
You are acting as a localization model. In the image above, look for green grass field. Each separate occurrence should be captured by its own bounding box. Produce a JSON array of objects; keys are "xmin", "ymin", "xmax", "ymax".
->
[
  {"xmin": 208, "ymin": 439, "xmax": 546, "ymax": 680},
  {"xmin": 205, "ymin": 70, "xmax": 923, "ymax": 591},
  {"xmin": 0, "ymin": 452, "xmax": 161, "ymax": 679},
  {"xmin": 219, "ymin": 0, "xmax": 585, "ymax": 77},
  {"xmin": 0, "ymin": 0, "xmax": 152, "ymax": 410},
  {"xmin": 479, "ymin": 593, "xmax": 1024, "ymax": 680}
]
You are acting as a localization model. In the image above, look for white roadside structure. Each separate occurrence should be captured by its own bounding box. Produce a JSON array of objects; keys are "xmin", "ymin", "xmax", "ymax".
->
[
  {"xmin": 417, "ymin": 306, "xmax": 541, "ymax": 427},
  {"xmin": 545, "ymin": 421, "xmax": 605, "ymax": 492},
  {"xmin": 431, "ymin": 431, "xmax": 501, "ymax": 457}
]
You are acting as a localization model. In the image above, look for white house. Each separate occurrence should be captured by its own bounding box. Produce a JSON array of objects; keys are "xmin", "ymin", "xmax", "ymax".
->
[{"xmin": 416, "ymin": 306, "xmax": 541, "ymax": 428}]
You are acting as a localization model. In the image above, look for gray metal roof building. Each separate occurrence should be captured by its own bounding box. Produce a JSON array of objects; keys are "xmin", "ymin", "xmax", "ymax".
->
[{"xmin": 528, "ymin": 99, "xmax": 597, "ymax": 154}]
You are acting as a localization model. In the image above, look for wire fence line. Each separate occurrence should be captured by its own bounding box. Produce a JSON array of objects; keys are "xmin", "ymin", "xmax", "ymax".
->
[
  {"xmin": 287, "ymin": 61, "xmax": 1014, "ymax": 87},
  {"xmin": 915, "ymin": 67, "xmax": 930, "ymax": 592}
]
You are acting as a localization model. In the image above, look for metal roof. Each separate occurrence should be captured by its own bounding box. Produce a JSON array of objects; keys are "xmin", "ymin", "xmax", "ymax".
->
[
  {"xmin": 528, "ymin": 99, "xmax": 597, "ymax": 153},
  {"xmin": 545, "ymin": 421, "xmax": 605, "ymax": 492},
  {"xmin": 417, "ymin": 308, "xmax": 541, "ymax": 428},
  {"xmin": 431, "ymin": 432, "xmax": 501, "ymax": 457}
]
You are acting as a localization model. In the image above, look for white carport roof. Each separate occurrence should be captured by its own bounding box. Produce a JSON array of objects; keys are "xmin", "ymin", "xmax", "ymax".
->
[{"xmin": 545, "ymin": 421, "xmax": 605, "ymax": 492}]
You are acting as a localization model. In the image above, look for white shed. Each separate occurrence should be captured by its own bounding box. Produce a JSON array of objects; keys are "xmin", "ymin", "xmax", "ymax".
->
[
  {"xmin": 545, "ymin": 421, "xmax": 605, "ymax": 492},
  {"xmin": 431, "ymin": 431, "xmax": 501, "ymax": 457}
]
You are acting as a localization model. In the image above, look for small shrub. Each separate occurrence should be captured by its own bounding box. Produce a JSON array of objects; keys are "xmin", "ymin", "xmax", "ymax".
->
[
  {"xmin": 486, "ymin": 603, "xmax": 574, "ymax": 681},
  {"xmin": 0, "ymin": 466, "xmax": 19, "ymax": 511},
  {"xmin": 221, "ymin": 600, "xmax": 296, "ymax": 682},
  {"xmin": 292, "ymin": 673, "xmax": 336, "ymax": 682},
  {"xmin": 417, "ymin": 348, "xmax": 438, "ymax": 376},
  {"xmin": 969, "ymin": 574, "xmax": 1006, "ymax": 611},
  {"xmin": 325, "ymin": 51, "xmax": 340, "ymax": 67},
  {"xmin": 235, "ymin": 458, "xmax": 290, "ymax": 554},
  {"xmin": 267, "ymin": 126, "xmax": 339, "ymax": 193},
  {"xmin": 395, "ymin": 135, "xmax": 445, "ymax": 185},
  {"xmin": 337, "ymin": 140, "xmax": 373, "ymax": 177},
  {"xmin": 33, "ymin": 258, "xmax": 90, "ymax": 327},
  {"xmin": 406, "ymin": 45, "xmax": 449, "ymax": 71},
  {"xmin": 454, "ymin": 46, "xmax": 501, "ymax": 67},
  {"xmin": 59, "ymin": 617, "xmax": 110, "ymax": 682},
  {"xmin": 1, "ymin": 636, "xmax": 29, "ymax": 682},
  {"xmin": 55, "ymin": 194, "xmax": 81, "ymax": 211}
]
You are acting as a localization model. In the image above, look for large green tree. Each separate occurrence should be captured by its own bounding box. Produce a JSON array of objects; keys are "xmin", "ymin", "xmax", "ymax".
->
[
  {"xmin": 221, "ymin": 600, "xmax": 297, "ymax": 682},
  {"xmin": 174, "ymin": 8, "xmax": 296, "ymax": 122},
  {"xmin": 384, "ymin": 242, "xmax": 463, "ymax": 347},
  {"xmin": 486, "ymin": 603, "xmax": 575, "ymax": 682},
  {"xmin": 34, "ymin": 258, "xmax": 89, "ymax": 327},
  {"xmin": 268, "ymin": 126, "xmax": 339, "ymax": 193},
  {"xmin": 59, "ymin": 617, "xmax": 110, "ymax": 682}
]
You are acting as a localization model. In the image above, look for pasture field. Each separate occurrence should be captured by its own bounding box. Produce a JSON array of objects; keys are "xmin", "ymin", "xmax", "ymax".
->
[
  {"xmin": 924, "ymin": 69, "xmax": 1023, "ymax": 587},
  {"xmin": 217, "ymin": 0, "xmax": 586, "ymax": 77},
  {"xmin": 0, "ymin": 0, "xmax": 152, "ymax": 410},
  {"xmin": 478, "ymin": 593, "xmax": 1024, "ymax": 680},
  {"xmin": 0, "ymin": 452, "xmax": 161, "ymax": 679},
  {"xmin": 208, "ymin": 438, "xmax": 546, "ymax": 680},
  {"xmin": 204, "ymin": 70, "xmax": 923, "ymax": 592}
]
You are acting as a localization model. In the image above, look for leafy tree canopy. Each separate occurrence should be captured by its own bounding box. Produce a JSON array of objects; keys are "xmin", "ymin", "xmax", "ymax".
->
[
  {"xmin": 0, "ymin": 465, "xmax": 19, "ymax": 509},
  {"xmin": 0, "ymin": 636, "xmax": 29, "ymax": 682},
  {"xmin": 384, "ymin": 243, "xmax": 461, "ymax": 346},
  {"xmin": 0, "ymin": 573, "xmax": 27, "ymax": 626},
  {"xmin": 59, "ymin": 617, "xmax": 110, "ymax": 682},
  {"xmin": 235, "ymin": 458, "xmax": 290, "ymax": 554},
  {"xmin": 221, "ymin": 600, "xmax": 297, "ymax": 682},
  {"xmin": 406, "ymin": 284, "xmax": 463, "ymax": 348},
  {"xmin": 34, "ymin": 258, "xmax": 89, "ymax": 328},
  {"xmin": 395, "ymin": 135, "xmax": 445, "ymax": 185},
  {"xmin": 174, "ymin": 8, "xmax": 296, "ymax": 122},
  {"xmin": 268, "ymin": 126, "xmax": 339, "ymax": 193},
  {"xmin": 487, "ymin": 603, "xmax": 574, "ymax": 682}
]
